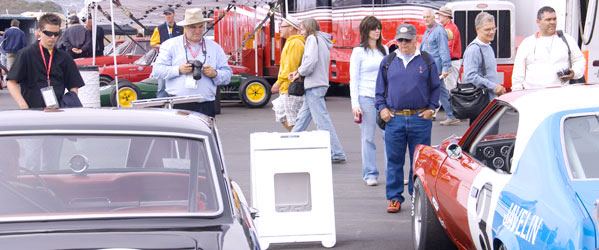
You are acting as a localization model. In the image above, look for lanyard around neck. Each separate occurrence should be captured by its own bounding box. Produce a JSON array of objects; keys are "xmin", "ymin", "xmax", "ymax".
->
[
  {"xmin": 166, "ymin": 23, "xmax": 172, "ymax": 38},
  {"xmin": 423, "ymin": 23, "xmax": 438, "ymax": 45},
  {"xmin": 184, "ymin": 37, "xmax": 207, "ymax": 63},
  {"xmin": 38, "ymin": 41, "xmax": 53, "ymax": 86}
]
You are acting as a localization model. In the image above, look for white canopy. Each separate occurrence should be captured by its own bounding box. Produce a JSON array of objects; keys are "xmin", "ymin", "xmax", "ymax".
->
[{"xmin": 81, "ymin": 0, "xmax": 276, "ymax": 28}]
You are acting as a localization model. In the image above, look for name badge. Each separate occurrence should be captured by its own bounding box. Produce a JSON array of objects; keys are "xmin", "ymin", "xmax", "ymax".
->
[
  {"xmin": 185, "ymin": 74, "xmax": 197, "ymax": 89},
  {"xmin": 41, "ymin": 86, "xmax": 58, "ymax": 108}
]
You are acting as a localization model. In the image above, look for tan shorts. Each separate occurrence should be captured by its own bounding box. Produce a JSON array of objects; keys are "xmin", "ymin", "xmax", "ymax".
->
[{"xmin": 272, "ymin": 94, "xmax": 304, "ymax": 126}]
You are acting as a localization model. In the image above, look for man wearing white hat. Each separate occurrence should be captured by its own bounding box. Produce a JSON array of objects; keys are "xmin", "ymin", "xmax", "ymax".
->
[
  {"xmin": 271, "ymin": 15, "xmax": 305, "ymax": 131},
  {"xmin": 151, "ymin": 8, "xmax": 232, "ymax": 117}
]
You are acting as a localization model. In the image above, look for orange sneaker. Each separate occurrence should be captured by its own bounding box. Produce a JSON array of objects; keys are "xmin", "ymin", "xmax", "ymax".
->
[{"xmin": 387, "ymin": 200, "xmax": 401, "ymax": 213}]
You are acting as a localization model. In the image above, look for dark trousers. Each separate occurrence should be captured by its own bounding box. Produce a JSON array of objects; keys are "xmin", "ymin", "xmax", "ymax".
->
[{"xmin": 173, "ymin": 101, "xmax": 215, "ymax": 117}]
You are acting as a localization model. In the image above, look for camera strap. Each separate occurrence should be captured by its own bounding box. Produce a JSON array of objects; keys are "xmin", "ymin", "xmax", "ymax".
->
[{"xmin": 184, "ymin": 37, "xmax": 207, "ymax": 63}]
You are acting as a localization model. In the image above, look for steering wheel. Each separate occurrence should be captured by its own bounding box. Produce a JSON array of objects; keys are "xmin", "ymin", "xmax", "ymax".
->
[{"xmin": 18, "ymin": 167, "xmax": 63, "ymax": 211}]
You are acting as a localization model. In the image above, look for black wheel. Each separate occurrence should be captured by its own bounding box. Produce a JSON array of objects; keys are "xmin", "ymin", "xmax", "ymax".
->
[
  {"xmin": 110, "ymin": 79, "xmax": 141, "ymax": 107},
  {"xmin": 215, "ymin": 87, "xmax": 221, "ymax": 115},
  {"xmin": 99, "ymin": 75, "xmax": 114, "ymax": 87},
  {"xmin": 239, "ymin": 76, "xmax": 271, "ymax": 108},
  {"xmin": 412, "ymin": 178, "xmax": 456, "ymax": 250}
]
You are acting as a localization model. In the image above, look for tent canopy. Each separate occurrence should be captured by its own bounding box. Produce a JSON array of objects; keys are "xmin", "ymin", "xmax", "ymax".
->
[{"xmin": 82, "ymin": 0, "xmax": 276, "ymax": 29}]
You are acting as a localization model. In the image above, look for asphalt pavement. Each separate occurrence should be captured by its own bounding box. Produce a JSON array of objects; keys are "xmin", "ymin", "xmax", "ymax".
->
[{"xmin": 0, "ymin": 89, "xmax": 470, "ymax": 250}]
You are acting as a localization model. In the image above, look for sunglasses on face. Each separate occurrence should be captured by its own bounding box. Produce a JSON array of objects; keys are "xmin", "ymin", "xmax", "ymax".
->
[
  {"xmin": 397, "ymin": 38, "xmax": 412, "ymax": 43},
  {"xmin": 41, "ymin": 30, "xmax": 61, "ymax": 37}
]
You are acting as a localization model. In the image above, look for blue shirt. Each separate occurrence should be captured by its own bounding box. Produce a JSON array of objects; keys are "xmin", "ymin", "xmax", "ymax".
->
[
  {"xmin": 151, "ymin": 35, "xmax": 232, "ymax": 101},
  {"xmin": 463, "ymin": 38, "xmax": 498, "ymax": 100},
  {"xmin": 420, "ymin": 22, "xmax": 451, "ymax": 74},
  {"xmin": 375, "ymin": 50, "xmax": 440, "ymax": 111}
]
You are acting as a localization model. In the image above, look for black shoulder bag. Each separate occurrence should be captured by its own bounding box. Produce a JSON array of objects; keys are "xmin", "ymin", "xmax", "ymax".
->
[
  {"xmin": 450, "ymin": 44, "xmax": 490, "ymax": 119},
  {"xmin": 377, "ymin": 51, "xmax": 432, "ymax": 130}
]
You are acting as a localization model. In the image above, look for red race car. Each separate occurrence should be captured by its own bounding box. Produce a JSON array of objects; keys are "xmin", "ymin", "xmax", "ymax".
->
[{"xmin": 75, "ymin": 38, "xmax": 150, "ymax": 68}]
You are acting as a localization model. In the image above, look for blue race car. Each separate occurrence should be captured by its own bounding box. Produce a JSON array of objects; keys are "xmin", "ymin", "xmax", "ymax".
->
[{"xmin": 412, "ymin": 84, "xmax": 599, "ymax": 250}]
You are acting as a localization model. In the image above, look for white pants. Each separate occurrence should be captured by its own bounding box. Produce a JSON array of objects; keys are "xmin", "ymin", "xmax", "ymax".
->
[{"xmin": 444, "ymin": 60, "xmax": 461, "ymax": 91}]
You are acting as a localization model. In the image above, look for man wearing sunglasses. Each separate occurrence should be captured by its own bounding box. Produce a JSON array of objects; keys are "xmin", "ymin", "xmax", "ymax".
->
[
  {"xmin": 375, "ymin": 23, "xmax": 440, "ymax": 213},
  {"xmin": 6, "ymin": 13, "xmax": 85, "ymax": 110}
]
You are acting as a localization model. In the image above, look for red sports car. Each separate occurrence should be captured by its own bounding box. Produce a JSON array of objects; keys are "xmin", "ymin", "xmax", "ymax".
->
[{"xmin": 74, "ymin": 38, "xmax": 151, "ymax": 68}]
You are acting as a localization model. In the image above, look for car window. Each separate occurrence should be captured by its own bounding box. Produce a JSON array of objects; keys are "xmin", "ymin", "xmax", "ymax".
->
[
  {"xmin": 127, "ymin": 41, "xmax": 150, "ymax": 56},
  {"xmin": 0, "ymin": 135, "xmax": 221, "ymax": 220},
  {"xmin": 134, "ymin": 49, "xmax": 157, "ymax": 65},
  {"xmin": 563, "ymin": 115, "xmax": 599, "ymax": 179},
  {"xmin": 110, "ymin": 40, "xmax": 131, "ymax": 56},
  {"xmin": 467, "ymin": 105, "xmax": 519, "ymax": 173}
]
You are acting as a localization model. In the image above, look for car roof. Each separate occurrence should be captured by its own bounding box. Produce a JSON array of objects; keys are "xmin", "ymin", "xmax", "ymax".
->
[{"xmin": 0, "ymin": 108, "xmax": 214, "ymax": 136}]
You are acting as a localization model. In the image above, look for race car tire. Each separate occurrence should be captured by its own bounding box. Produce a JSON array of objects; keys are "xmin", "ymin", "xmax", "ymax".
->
[
  {"xmin": 412, "ymin": 178, "xmax": 456, "ymax": 250},
  {"xmin": 99, "ymin": 75, "xmax": 114, "ymax": 87},
  {"xmin": 240, "ymin": 76, "xmax": 271, "ymax": 108},
  {"xmin": 110, "ymin": 79, "xmax": 141, "ymax": 108}
]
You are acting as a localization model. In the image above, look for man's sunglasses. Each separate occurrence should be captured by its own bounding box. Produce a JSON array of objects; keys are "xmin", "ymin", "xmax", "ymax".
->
[
  {"xmin": 41, "ymin": 30, "xmax": 61, "ymax": 37},
  {"xmin": 397, "ymin": 38, "xmax": 412, "ymax": 43}
]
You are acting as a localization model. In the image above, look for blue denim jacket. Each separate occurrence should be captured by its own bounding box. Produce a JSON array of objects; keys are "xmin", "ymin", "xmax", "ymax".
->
[{"xmin": 420, "ymin": 23, "xmax": 451, "ymax": 74}]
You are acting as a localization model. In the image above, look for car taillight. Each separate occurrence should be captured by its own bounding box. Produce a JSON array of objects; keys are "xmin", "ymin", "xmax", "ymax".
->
[{"xmin": 593, "ymin": 60, "xmax": 599, "ymax": 67}]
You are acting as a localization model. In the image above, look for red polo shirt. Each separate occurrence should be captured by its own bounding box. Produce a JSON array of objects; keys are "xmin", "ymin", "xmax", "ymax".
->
[{"xmin": 443, "ymin": 20, "xmax": 462, "ymax": 60}]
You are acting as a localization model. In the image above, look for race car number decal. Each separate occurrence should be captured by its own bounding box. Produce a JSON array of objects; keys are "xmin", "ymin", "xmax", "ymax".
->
[{"xmin": 502, "ymin": 202, "xmax": 543, "ymax": 245}]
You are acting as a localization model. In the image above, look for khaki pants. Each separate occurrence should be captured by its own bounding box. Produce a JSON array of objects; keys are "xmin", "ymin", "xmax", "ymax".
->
[{"xmin": 6, "ymin": 53, "xmax": 16, "ymax": 71}]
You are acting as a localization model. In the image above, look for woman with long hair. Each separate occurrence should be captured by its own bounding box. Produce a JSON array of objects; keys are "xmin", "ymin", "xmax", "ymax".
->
[
  {"xmin": 350, "ymin": 16, "xmax": 387, "ymax": 186},
  {"xmin": 289, "ymin": 18, "xmax": 346, "ymax": 163}
]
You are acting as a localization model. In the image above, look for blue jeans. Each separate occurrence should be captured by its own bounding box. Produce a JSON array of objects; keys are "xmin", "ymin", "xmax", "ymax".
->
[
  {"xmin": 385, "ymin": 114, "xmax": 432, "ymax": 203},
  {"xmin": 156, "ymin": 79, "xmax": 168, "ymax": 98},
  {"xmin": 438, "ymin": 81, "xmax": 455, "ymax": 119},
  {"xmin": 359, "ymin": 96, "xmax": 384, "ymax": 180},
  {"xmin": 292, "ymin": 86, "xmax": 346, "ymax": 160}
]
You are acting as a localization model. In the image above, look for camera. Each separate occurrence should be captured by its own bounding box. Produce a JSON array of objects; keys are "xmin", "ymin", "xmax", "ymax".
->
[
  {"xmin": 188, "ymin": 60, "xmax": 203, "ymax": 80},
  {"xmin": 556, "ymin": 68, "xmax": 571, "ymax": 80}
]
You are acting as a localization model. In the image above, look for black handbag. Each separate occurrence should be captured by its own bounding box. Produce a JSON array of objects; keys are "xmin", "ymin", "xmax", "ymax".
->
[
  {"xmin": 288, "ymin": 79, "xmax": 305, "ymax": 96},
  {"xmin": 450, "ymin": 44, "xmax": 490, "ymax": 119},
  {"xmin": 450, "ymin": 83, "xmax": 489, "ymax": 119}
]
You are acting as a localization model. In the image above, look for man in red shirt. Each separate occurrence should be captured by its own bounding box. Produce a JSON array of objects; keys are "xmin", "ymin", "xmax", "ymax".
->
[{"xmin": 437, "ymin": 6, "xmax": 462, "ymax": 100}]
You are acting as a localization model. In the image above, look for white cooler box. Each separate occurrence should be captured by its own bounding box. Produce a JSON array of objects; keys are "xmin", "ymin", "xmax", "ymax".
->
[{"xmin": 250, "ymin": 131, "xmax": 336, "ymax": 249}]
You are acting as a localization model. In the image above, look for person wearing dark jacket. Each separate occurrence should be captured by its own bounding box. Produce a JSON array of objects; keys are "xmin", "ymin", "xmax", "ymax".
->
[
  {"xmin": 375, "ymin": 23, "xmax": 440, "ymax": 213},
  {"xmin": 57, "ymin": 15, "xmax": 88, "ymax": 59},
  {"xmin": 83, "ymin": 17, "xmax": 105, "ymax": 57},
  {"xmin": 1, "ymin": 19, "xmax": 28, "ymax": 70}
]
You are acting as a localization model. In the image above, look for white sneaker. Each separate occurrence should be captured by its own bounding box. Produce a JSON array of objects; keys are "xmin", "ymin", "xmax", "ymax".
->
[
  {"xmin": 440, "ymin": 118, "xmax": 461, "ymax": 126},
  {"xmin": 366, "ymin": 178, "xmax": 378, "ymax": 186}
]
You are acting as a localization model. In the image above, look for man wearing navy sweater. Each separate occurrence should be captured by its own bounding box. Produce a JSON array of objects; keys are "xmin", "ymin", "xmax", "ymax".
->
[{"xmin": 375, "ymin": 23, "xmax": 440, "ymax": 213}]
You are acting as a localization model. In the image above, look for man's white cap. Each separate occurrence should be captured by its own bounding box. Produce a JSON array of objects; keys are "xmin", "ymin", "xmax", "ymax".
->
[{"xmin": 281, "ymin": 15, "xmax": 300, "ymax": 29}]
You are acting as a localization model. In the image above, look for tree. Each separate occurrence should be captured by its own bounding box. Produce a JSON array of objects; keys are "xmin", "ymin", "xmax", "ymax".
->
[{"xmin": 0, "ymin": 0, "xmax": 63, "ymax": 14}]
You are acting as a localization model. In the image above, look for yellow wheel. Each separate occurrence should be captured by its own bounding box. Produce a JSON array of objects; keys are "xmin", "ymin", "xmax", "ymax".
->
[
  {"xmin": 110, "ymin": 80, "xmax": 141, "ymax": 107},
  {"xmin": 117, "ymin": 87, "xmax": 138, "ymax": 107},
  {"xmin": 240, "ymin": 77, "xmax": 271, "ymax": 108}
]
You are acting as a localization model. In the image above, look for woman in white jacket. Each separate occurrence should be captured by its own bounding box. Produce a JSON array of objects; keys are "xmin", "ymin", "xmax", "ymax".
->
[
  {"xmin": 289, "ymin": 18, "xmax": 346, "ymax": 163},
  {"xmin": 350, "ymin": 16, "xmax": 387, "ymax": 186}
]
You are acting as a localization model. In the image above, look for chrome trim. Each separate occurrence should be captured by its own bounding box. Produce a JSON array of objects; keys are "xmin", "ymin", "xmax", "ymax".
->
[{"xmin": 0, "ymin": 129, "xmax": 226, "ymax": 222}]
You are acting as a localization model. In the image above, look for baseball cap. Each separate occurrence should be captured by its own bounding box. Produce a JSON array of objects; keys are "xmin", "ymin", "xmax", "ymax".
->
[
  {"xmin": 394, "ymin": 23, "xmax": 417, "ymax": 40},
  {"xmin": 163, "ymin": 7, "xmax": 175, "ymax": 15}
]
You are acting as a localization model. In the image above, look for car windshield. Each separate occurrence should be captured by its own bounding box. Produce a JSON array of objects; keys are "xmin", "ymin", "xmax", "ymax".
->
[
  {"xmin": 563, "ymin": 115, "xmax": 599, "ymax": 179},
  {"xmin": 110, "ymin": 40, "xmax": 131, "ymax": 56},
  {"xmin": 134, "ymin": 49, "xmax": 157, "ymax": 65},
  {"xmin": 0, "ymin": 135, "xmax": 221, "ymax": 221}
]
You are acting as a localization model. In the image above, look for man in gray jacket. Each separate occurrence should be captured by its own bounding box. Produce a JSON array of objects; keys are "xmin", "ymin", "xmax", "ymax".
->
[{"xmin": 289, "ymin": 18, "xmax": 346, "ymax": 163}]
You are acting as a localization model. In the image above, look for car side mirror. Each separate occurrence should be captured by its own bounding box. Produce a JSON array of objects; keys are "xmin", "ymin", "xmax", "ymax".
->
[
  {"xmin": 446, "ymin": 143, "xmax": 462, "ymax": 160},
  {"xmin": 249, "ymin": 207, "xmax": 259, "ymax": 219}
]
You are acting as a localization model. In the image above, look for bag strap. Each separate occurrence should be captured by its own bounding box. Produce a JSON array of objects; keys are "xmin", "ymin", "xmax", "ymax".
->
[
  {"xmin": 455, "ymin": 43, "xmax": 487, "ymax": 90},
  {"xmin": 420, "ymin": 51, "xmax": 433, "ymax": 89},
  {"xmin": 382, "ymin": 51, "xmax": 396, "ymax": 98},
  {"xmin": 557, "ymin": 30, "xmax": 572, "ymax": 69}
]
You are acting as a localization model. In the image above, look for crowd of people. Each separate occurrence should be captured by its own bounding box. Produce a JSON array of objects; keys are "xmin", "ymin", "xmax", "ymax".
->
[{"xmin": 0, "ymin": 5, "xmax": 587, "ymax": 213}]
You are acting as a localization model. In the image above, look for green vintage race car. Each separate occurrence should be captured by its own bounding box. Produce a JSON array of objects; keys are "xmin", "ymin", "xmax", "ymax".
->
[{"xmin": 100, "ymin": 75, "xmax": 272, "ymax": 109}]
